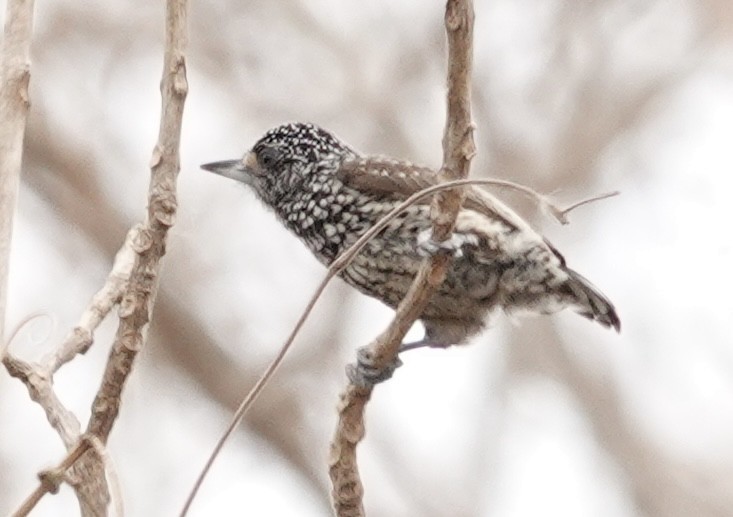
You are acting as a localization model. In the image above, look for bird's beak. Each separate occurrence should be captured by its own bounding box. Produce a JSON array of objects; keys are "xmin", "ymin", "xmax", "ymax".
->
[
  {"xmin": 200, "ymin": 159, "xmax": 247, "ymax": 182},
  {"xmin": 201, "ymin": 151, "xmax": 258, "ymax": 183}
]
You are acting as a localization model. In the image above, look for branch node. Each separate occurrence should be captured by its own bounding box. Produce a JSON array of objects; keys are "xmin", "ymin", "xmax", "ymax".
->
[
  {"xmin": 37, "ymin": 467, "xmax": 65, "ymax": 495},
  {"xmin": 71, "ymin": 326, "xmax": 94, "ymax": 351},
  {"xmin": 173, "ymin": 58, "xmax": 189, "ymax": 96},
  {"xmin": 131, "ymin": 227, "xmax": 154, "ymax": 253},
  {"xmin": 153, "ymin": 196, "xmax": 178, "ymax": 227},
  {"xmin": 149, "ymin": 146, "xmax": 163, "ymax": 169}
]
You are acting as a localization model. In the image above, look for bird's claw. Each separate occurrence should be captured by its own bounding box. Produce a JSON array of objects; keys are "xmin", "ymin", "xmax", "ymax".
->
[{"xmin": 346, "ymin": 346, "xmax": 403, "ymax": 388}]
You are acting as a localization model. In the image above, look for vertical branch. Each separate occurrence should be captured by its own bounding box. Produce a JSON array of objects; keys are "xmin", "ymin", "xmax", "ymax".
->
[
  {"xmin": 86, "ymin": 0, "xmax": 188, "ymax": 442},
  {"xmin": 65, "ymin": 0, "xmax": 187, "ymax": 514},
  {"xmin": 436, "ymin": 0, "xmax": 476, "ymax": 225},
  {"xmin": 329, "ymin": 1, "xmax": 475, "ymax": 516},
  {"xmin": 0, "ymin": 0, "xmax": 35, "ymax": 352}
]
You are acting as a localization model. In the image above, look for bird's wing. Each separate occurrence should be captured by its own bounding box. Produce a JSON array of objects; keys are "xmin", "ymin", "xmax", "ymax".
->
[
  {"xmin": 337, "ymin": 156, "xmax": 436, "ymax": 198},
  {"xmin": 338, "ymin": 157, "xmax": 620, "ymax": 331},
  {"xmin": 337, "ymin": 156, "xmax": 536, "ymax": 235}
]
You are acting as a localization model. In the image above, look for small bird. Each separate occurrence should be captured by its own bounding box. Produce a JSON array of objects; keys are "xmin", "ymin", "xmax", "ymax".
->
[{"xmin": 202, "ymin": 122, "xmax": 619, "ymax": 351}]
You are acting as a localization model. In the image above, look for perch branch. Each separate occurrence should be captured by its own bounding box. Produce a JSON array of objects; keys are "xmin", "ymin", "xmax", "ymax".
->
[{"xmin": 329, "ymin": 1, "xmax": 475, "ymax": 515}]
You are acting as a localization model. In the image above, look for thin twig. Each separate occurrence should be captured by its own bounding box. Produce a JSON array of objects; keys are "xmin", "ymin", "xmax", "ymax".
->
[
  {"xmin": 43, "ymin": 227, "xmax": 138, "ymax": 372},
  {"xmin": 0, "ymin": 0, "xmax": 36, "ymax": 353},
  {"xmin": 3, "ymin": 226, "xmax": 142, "ymax": 513},
  {"xmin": 11, "ymin": 438, "xmax": 91, "ymax": 517},
  {"xmin": 4, "ymin": 312, "xmax": 54, "ymax": 351},
  {"xmin": 3, "ymin": 228, "xmax": 139, "ymax": 513},
  {"xmin": 551, "ymin": 190, "xmax": 620, "ymax": 223}
]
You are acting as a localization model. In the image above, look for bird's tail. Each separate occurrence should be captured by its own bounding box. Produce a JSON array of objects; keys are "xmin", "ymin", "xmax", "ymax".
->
[{"xmin": 563, "ymin": 268, "xmax": 621, "ymax": 332}]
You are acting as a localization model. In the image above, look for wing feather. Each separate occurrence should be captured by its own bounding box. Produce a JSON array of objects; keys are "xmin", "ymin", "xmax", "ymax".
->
[
  {"xmin": 337, "ymin": 156, "xmax": 620, "ymax": 332},
  {"xmin": 338, "ymin": 156, "xmax": 537, "ymax": 235}
]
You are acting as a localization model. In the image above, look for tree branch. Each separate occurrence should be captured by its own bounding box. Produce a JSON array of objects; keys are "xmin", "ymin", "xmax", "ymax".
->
[
  {"xmin": 3, "ymin": 229, "xmax": 138, "ymax": 515},
  {"xmin": 85, "ymin": 0, "xmax": 187, "ymax": 446},
  {"xmin": 0, "ymin": 0, "xmax": 35, "ymax": 353},
  {"xmin": 329, "ymin": 2, "xmax": 475, "ymax": 515},
  {"xmin": 5, "ymin": 1, "xmax": 188, "ymax": 514}
]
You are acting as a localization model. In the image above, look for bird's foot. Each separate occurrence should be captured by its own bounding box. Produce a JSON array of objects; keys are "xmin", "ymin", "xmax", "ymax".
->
[
  {"xmin": 417, "ymin": 229, "xmax": 475, "ymax": 259},
  {"xmin": 346, "ymin": 346, "xmax": 403, "ymax": 389}
]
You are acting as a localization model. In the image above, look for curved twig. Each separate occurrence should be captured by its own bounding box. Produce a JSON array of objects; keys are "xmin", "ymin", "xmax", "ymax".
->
[{"xmin": 178, "ymin": 173, "xmax": 616, "ymax": 514}]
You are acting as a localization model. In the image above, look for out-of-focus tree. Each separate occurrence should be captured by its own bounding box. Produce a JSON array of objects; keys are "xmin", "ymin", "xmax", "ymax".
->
[{"xmin": 1, "ymin": 1, "xmax": 732, "ymax": 516}]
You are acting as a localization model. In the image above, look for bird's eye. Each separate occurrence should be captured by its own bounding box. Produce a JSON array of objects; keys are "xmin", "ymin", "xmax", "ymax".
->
[{"xmin": 258, "ymin": 147, "xmax": 279, "ymax": 168}]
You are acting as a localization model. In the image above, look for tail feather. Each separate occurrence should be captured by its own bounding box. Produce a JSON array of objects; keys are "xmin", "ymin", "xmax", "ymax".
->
[{"xmin": 564, "ymin": 268, "xmax": 621, "ymax": 332}]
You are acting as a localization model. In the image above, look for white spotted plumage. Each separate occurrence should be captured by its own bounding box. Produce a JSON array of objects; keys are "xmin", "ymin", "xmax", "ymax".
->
[{"xmin": 201, "ymin": 122, "xmax": 620, "ymax": 346}]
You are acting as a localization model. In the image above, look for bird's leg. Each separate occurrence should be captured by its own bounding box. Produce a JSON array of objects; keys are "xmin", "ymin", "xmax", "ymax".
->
[
  {"xmin": 404, "ymin": 320, "xmax": 474, "ymax": 352},
  {"xmin": 347, "ymin": 346, "xmax": 404, "ymax": 388},
  {"xmin": 347, "ymin": 338, "xmax": 457, "ymax": 388},
  {"xmin": 347, "ymin": 323, "xmax": 468, "ymax": 385}
]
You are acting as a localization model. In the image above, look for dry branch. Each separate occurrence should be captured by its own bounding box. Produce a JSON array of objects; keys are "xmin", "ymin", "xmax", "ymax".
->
[
  {"xmin": 44, "ymin": 229, "xmax": 138, "ymax": 372},
  {"xmin": 3, "ymin": 228, "xmax": 137, "ymax": 515},
  {"xmin": 4, "ymin": 0, "xmax": 188, "ymax": 514},
  {"xmin": 11, "ymin": 439, "xmax": 92, "ymax": 517},
  {"xmin": 78, "ymin": 0, "xmax": 188, "ymax": 510},
  {"xmin": 0, "ymin": 0, "xmax": 35, "ymax": 352},
  {"xmin": 329, "ymin": 1, "xmax": 475, "ymax": 515},
  {"xmin": 84, "ymin": 0, "xmax": 187, "ymax": 443}
]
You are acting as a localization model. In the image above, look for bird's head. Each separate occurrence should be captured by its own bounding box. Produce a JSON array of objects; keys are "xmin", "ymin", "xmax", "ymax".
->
[{"xmin": 201, "ymin": 122, "xmax": 356, "ymax": 203}]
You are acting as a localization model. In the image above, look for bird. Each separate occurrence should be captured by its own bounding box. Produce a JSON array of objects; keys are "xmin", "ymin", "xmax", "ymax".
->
[{"xmin": 201, "ymin": 122, "xmax": 620, "ymax": 353}]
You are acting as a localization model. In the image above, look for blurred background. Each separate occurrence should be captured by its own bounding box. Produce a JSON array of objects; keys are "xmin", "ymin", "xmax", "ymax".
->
[{"xmin": 2, "ymin": 0, "xmax": 733, "ymax": 515}]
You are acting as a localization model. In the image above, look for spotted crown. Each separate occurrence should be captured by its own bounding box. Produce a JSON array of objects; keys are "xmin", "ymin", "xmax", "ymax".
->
[{"xmin": 253, "ymin": 122, "xmax": 357, "ymax": 166}]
